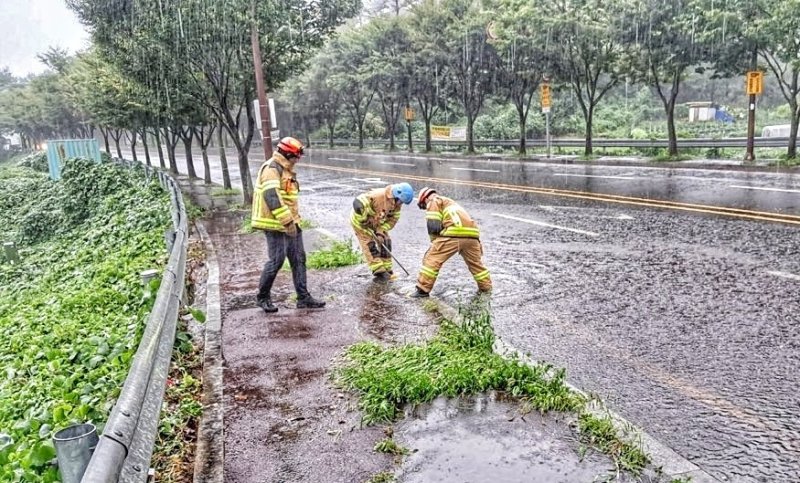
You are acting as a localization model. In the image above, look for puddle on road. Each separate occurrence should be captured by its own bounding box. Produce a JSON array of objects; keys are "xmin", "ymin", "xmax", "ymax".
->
[{"xmin": 395, "ymin": 394, "xmax": 631, "ymax": 483}]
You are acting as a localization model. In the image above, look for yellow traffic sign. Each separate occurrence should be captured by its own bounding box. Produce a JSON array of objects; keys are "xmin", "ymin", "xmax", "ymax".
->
[
  {"xmin": 404, "ymin": 107, "xmax": 415, "ymax": 121},
  {"xmin": 540, "ymin": 84, "xmax": 552, "ymax": 110},
  {"xmin": 746, "ymin": 71, "xmax": 763, "ymax": 95}
]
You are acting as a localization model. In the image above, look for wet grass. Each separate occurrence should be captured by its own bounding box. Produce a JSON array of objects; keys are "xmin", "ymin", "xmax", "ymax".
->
[
  {"xmin": 365, "ymin": 472, "xmax": 395, "ymax": 483},
  {"xmin": 307, "ymin": 239, "xmax": 362, "ymax": 269},
  {"xmin": 338, "ymin": 308, "xmax": 653, "ymax": 477},
  {"xmin": 335, "ymin": 309, "xmax": 583, "ymax": 425},
  {"xmin": 151, "ymin": 319, "xmax": 204, "ymax": 482},
  {"xmin": 374, "ymin": 437, "xmax": 409, "ymax": 456},
  {"xmin": 211, "ymin": 187, "xmax": 241, "ymax": 197},
  {"xmin": 577, "ymin": 413, "xmax": 649, "ymax": 474},
  {"xmin": 298, "ymin": 218, "xmax": 316, "ymax": 229}
]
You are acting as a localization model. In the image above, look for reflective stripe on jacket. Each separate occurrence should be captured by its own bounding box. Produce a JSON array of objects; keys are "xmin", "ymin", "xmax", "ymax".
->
[
  {"xmin": 351, "ymin": 185, "xmax": 402, "ymax": 235},
  {"xmin": 426, "ymin": 195, "xmax": 480, "ymax": 239},
  {"xmin": 251, "ymin": 153, "xmax": 300, "ymax": 232}
]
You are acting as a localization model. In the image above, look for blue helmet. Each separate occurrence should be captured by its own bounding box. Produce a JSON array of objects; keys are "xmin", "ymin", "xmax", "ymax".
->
[{"xmin": 391, "ymin": 183, "xmax": 414, "ymax": 205}]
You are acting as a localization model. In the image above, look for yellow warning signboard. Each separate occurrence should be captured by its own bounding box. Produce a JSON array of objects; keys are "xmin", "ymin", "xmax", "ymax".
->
[
  {"xmin": 540, "ymin": 83, "xmax": 552, "ymax": 112},
  {"xmin": 746, "ymin": 71, "xmax": 763, "ymax": 95},
  {"xmin": 430, "ymin": 125, "xmax": 451, "ymax": 140},
  {"xmin": 404, "ymin": 106, "xmax": 415, "ymax": 121}
]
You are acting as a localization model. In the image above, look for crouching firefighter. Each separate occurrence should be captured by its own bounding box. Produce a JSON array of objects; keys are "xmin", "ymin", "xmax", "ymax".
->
[
  {"xmin": 351, "ymin": 183, "xmax": 414, "ymax": 281},
  {"xmin": 251, "ymin": 136, "xmax": 325, "ymax": 313},
  {"xmin": 411, "ymin": 187, "xmax": 492, "ymax": 298}
]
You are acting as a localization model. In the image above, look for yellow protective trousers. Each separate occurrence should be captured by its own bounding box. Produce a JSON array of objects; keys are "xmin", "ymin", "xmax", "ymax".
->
[
  {"xmin": 354, "ymin": 229, "xmax": 392, "ymax": 275},
  {"xmin": 417, "ymin": 237, "xmax": 491, "ymax": 293}
]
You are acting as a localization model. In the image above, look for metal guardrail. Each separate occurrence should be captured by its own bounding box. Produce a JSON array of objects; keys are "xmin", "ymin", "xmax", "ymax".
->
[
  {"xmin": 324, "ymin": 137, "xmax": 795, "ymax": 149},
  {"xmin": 81, "ymin": 160, "xmax": 188, "ymax": 483}
]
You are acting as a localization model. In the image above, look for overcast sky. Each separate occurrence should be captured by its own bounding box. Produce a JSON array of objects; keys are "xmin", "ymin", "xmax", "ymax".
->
[{"xmin": 0, "ymin": 0, "xmax": 89, "ymax": 76}]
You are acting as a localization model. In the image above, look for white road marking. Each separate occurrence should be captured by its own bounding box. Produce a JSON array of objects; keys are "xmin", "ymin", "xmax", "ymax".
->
[
  {"xmin": 767, "ymin": 271, "xmax": 800, "ymax": 282},
  {"xmin": 381, "ymin": 161, "xmax": 416, "ymax": 167},
  {"xmin": 450, "ymin": 167, "xmax": 500, "ymax": 173},
  {"xmin": 315, "ymin": 228, "xmax": 337, "ymax": 240},
  {"xmin": 729, "ymin": 185, "xmax": 800, "ymax": 194},
  {"xmin": 329, "ymin": 157, "xmax": 355, "ymax": 162},
  {"xmin": 492, "ymin": 213, "xmax": 599, "ymax": 237},
  {"xmin": 352, "ymin": 177, "xmax": 387, "ymax": 185},
  {"xmin": 553, "ymin": 173, "xmax": 636, "ymax": 180},
  {"xmin": 538, "ymin": 205, "xmax": 634, "ymax": 220},
  {"xmin": 315, "ymin": 180, "xmax": 359, "ymax": 191}
]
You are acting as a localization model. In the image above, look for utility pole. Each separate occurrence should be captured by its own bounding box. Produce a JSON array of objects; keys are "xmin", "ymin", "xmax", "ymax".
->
[
  {"xmin": 251, "ymin": 0, "xmax": 273, "ymax": 160},
  {"xmin": 405, "ymin": 103, "xmax": 414, "ymax": 152},
  {"xmin": 744, "ymin": 48, "xmax": 759, "ymax": 163}
]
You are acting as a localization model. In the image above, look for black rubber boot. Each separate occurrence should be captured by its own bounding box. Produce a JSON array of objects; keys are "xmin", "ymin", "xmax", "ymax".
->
[
  {"xmin": 297, "ymin": 295, "xmax": 326, "ymax": 309},
  {"xmin": 410, "ymin": 287, "xmax": 430, "ymax": 298},
  {"xmin": 258, "ymin": 297, "xmax": 278, "ymax": 313},
  {"xmin": 373, "ymin": 271, "xmax": 391, "ymax": 283}
]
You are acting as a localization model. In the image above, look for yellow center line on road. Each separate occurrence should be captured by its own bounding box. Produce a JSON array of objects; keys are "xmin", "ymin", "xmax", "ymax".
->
[{"xmin": 304, "ymin": 163, "xmax": 800, "ymax": 226}]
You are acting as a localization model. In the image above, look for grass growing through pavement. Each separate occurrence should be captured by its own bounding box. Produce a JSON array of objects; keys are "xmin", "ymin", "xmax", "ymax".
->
[
  {"xmin": 335, "ymin": 309, "xmax": 583, "ymax": 425},
  {"xmin": 338, "ymin": 308, "xmax": 653, "ymax": 476},
  {"xmin": 307, "ymin": 240, "xmax": 362, "ymax": 269},
  {"xmin": 211, "ymin": 187, "xmax": 241, "ymax": 197},
  {"xmin": 365, "ymin": 472, "xmax": 395, "ymax": 483},
  {"xmin": 374, "ymin": 437, "xmax": 409, "ymax": 456},
  {"xmin": 577, "ymin": 412, "xmax": 649, "ymax": 474}
]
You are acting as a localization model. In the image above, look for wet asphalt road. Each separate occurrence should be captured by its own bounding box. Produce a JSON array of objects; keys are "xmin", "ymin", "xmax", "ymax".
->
[{"xmin": 131, "ymin": 147, "xmax": 800, "ymax": 481}]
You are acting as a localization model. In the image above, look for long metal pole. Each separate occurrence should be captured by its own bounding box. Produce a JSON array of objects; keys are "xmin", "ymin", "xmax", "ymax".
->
[
  {"xmin": 744, "ymin": 48, "xmax": 758, "ymax": 163},
  {"xmin": 545, "ymin": 111, "xmax": 551, "ymax": 158},
  {"xmin": 251, "ymin": 0, "xmax": 273, "ymax": 160}
]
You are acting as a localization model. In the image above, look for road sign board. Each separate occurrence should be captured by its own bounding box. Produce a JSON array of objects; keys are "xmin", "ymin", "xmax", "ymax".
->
[
  {"xmin": 404, "ymin": 106, "xmax": 415, "ymax": 121},
  {"xmin": 746, "ymin": 71, "xmax": 763, "ymax": 95},
  {"xmin": 540, "ymin": 83, "xmax": 551, "ymax": 112}
]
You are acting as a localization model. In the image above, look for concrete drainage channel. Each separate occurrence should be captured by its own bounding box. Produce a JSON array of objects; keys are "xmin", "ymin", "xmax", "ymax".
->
[{"xmin": 191, "ymin": 223, "xmax": 717, "ymax": 482}]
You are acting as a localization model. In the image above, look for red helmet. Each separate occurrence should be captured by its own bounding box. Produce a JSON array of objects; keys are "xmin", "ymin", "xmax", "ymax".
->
[
  {"xmin": 277, "ymin": 136, "xmax": 305, "ymax": 157},
  {"xmin": 417, "ymin": 187, "xmax": 436, "ymax": 209}
]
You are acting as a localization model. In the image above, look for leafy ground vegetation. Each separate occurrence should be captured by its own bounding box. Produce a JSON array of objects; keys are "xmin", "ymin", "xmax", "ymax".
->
[
  {"xmin": 0, "ymin": 157, "xmax": 170, "ymax": 481},
  {"xmin": 337, "ymin": 308, "xmax": 650, "ymax": 476}
]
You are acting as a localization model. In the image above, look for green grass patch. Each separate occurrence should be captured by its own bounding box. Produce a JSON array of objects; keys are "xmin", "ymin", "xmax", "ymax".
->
[
  {"xmin": 365, "ymin": 472, "xmax": 395, "ymax": 483},
  {"xmin": 307, "ymin": 240, "xmax": 362, "ymax": 269},
  {"xmin": 374, "ymin": 437, "xmax": 409, "ymax": 456},
  {"xmin": 240, "ymin": 216, "xmax": 255, "ymax": 234},
  {"xmin": 151, "ymin": 319, "xmax": 203, "ymax": 481},
  {"xmin": 298, "ymin": 218, "xmax": 316, "ymax": 230},
  {"xmin": 335, "ymin": 309, "xmax": 583, "ymax": 426},
  {"xmin": 0, "ymin": 159, "xmax": 170, "ymax": 481},
  {"xmin": 577, "ymin": 413, "xmax": 649, "ymax": 474},
  {"xmin": 211, "ymin": 187, "xmax": 241, "ymax": 197}
]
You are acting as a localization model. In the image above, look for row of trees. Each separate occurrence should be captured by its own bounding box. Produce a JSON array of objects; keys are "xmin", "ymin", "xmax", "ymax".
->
[
  {"xmin": 283, "ymin": 0, "xmax": 800, "ymax": 159},
  {"xmin": 56, "ymin": 0, "xmax": 359, "ymax": 203}
]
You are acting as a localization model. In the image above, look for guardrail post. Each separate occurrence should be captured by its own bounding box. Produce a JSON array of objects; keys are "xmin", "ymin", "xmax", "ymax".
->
[
  {"xmin": 3, "ymin": 242, "xmax": 20, "ymax": 264},
  {"xmin": 53, "ymin": 423, "xmax": 99, "ymax": 483}
]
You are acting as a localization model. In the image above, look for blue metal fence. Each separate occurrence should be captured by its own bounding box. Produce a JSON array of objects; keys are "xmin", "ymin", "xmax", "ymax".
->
[{"xmin": 46, "ymin": 139, "xmax": 103, "ymax": 180}]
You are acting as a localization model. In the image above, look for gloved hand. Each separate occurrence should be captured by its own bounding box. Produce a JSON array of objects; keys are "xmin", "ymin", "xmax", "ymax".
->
[
  {"xmin": 374, "ymin": 232, "xmax": 388, "ymax": 247},
  {"xmin": 285, "ymin": 222, "xmax": 298, "ymax": 238}
]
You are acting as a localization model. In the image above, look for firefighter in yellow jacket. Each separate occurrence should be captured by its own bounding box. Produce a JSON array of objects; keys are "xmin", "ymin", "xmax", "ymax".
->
[
  {"xmin": 411, "ymin": 187, "xmax": 491, "ymax": 297},
  {"xmin": 251, "ymin": 137, "xmax": 325, "ymax": 313},
  {"xmin": 351, "ymin": 183, "xmax": 414, "ymax": 281}
]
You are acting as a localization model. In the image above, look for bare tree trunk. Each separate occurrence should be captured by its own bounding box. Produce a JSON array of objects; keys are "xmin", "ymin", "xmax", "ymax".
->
[
  {"xmin": 154, "ymin": 129, "xmax": 166, "ymax": 169},
  {"xmin": 111, "ymin": 129, "xmax": 123, "ymax": 158},
  {"xmin": 180, "ymin": 129, "xmax": 198, "ymax": 179},
  {"xmin": 128, "ymin": 132, "xmax": 138, "ymax": 163},
  {"xmin": 518, "ymin": 107, "xmax": 527, "ymax": 156},
  {"xmin": 141, "ymin": 131, "xmax": 151, "ymax": 167},
  {"xmin": 789, "ymin": 106, "xmax": 799, "ymax": 160},
  {"xmin": 584, "ymin": 107, "xmax": 594, "ymax": 157},
  {"xmin": 466, "ymin": 115, "xmax": 475, "ymax": 154},
  {"xmin": 216, "ymin": 127, "xmax": 232, "ymax": 190},
  {"xmin": 100, "ymin": 127, "xmax": 111, "ymax": 154},
  {"xmin": 424, "ymin": 117, "xmax": 432, "ymax": 152}
]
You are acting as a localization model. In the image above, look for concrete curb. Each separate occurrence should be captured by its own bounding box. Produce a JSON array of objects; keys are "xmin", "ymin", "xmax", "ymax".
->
[
  {"xmin": 426, "ymin": 298, "xmax": 720, "ymax": 483},
  {"xmin": 193, "ymin": 222, "xmax": 225, "ymax": 483}
]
